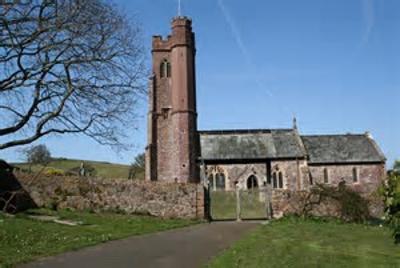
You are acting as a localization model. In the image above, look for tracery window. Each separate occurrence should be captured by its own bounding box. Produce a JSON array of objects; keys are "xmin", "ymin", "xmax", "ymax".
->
[{"xmin": 272, "ymin": 172, "xmax": 284, "ymax": 189}]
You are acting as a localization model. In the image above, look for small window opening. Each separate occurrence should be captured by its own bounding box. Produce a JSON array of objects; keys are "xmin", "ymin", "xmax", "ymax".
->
[
  {"xmin": 272, "ymin": 172, "xmax": 277, "ymax": 188},
  {"xmin": 352, "ymin": 167, "xmax": 358, "ymax": 183},
  {"xmin": 162, "ymin": 108, "xmax": 169, "ymax": 119},
  {"xmin": 323, "ymin": 168, "xmax": 329, "ymax": 184},
  {"xmin": 278, "ymin": 172, "xmax": 283, "ymax": 189}
]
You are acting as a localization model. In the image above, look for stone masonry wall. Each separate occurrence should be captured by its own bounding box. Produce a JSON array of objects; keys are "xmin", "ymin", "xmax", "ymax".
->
[
  {"xmin": 308, "ymin": 163, "xmax": 385, "ymax": 194},
  {"xmin": 17, "ymin": 175, "xmax": 204, "ymax": 219},
  {"xmin": 206, "ymin": 163, "xmax": 267, "ymax": 191},
  {"xmin": 271, "ymin": 185, "xmax": 384, "ymax": 219}
]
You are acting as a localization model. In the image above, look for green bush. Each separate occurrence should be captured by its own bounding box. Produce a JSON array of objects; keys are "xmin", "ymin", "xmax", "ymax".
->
[
  {"xmin": 381, "ymin": 173, "xmax": 400, "ymax": 244},
  {"xmin": 44, "ymin": 167, "xmax": 65, "ymax": 176},
  {"xmin": 310, "ymin": 182, "xmax": 370, "ymax": 223}
]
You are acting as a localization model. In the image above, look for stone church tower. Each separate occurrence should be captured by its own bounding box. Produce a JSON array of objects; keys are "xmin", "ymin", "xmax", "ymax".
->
[{"xmin": 145, "ymin": 17, "xmax": 199, "ymax": 183}]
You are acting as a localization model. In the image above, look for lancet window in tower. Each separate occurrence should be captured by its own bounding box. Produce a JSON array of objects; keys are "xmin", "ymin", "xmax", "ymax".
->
[{"xmin": 160, "ymin": 59, "xmax": 171, "ymax": 78}]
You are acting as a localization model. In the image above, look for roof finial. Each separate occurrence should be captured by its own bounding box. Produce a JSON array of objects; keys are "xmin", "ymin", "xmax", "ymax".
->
[
  {"xmin": 178, "ymin": 0, "xmax": 181, "ymax": 16},
  {"xmin": 293, "ymin": 116, "xmax": 298, "ymax": 130}
]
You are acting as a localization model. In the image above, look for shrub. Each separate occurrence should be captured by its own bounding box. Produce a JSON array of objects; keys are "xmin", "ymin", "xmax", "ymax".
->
[
  {"xmin": 44, "ymin": 167, "xmax": 65, "ymax": 176},
  {"xmin": 307, "ymin": 182, "xmax": 370, "ymax": 223},
  {"xmin": 381, "ymin": 173, "xmax": 400, "ymax": 244}
]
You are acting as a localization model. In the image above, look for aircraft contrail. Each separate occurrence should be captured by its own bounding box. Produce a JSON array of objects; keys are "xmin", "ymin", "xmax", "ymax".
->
[
  {"xmin": 361, "ymin": 0, "xmax": 374, "ymax": 45},
  {"xmin": 217, "ymin": 0, "xmax": 252, "ymax": 67},
  {"xmin": 217, "ymin": 0, "xmax": 296, "ymax": 118}
]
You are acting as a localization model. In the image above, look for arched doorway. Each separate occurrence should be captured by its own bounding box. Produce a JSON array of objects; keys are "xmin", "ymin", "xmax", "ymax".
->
[{"xmin": 247, "ymin": 175, "xmax": 258, "ymax": 189}]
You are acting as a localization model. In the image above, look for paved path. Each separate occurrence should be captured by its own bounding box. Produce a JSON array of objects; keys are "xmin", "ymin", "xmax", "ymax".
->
[{"xmin": 21, "ymin": 221, "xmax": 259, "ymax": 268}]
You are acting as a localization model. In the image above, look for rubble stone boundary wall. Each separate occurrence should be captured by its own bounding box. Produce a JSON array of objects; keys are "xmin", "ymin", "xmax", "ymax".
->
[
  {"xmin": 271, "ymin": 189, "xmax": 384, "ymax": 219},
  {"xmin": 18, "ymin": 175, "xmax": 205, "ymax": 219}
]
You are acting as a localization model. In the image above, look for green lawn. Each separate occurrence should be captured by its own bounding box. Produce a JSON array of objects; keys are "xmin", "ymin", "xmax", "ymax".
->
[
  {"xmin": 14, "ymin": 158, "xmax": 136, "ymax": 179},
  {"xmin": 0, "ymin": 209, "xmax": 199, "ymax": 267},
  {"xmin": 208, "ymin": 218, "xmax": 400, "ymax": 268}
]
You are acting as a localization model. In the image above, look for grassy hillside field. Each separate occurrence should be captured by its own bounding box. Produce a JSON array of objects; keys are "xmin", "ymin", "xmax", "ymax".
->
[{"xmin": 13, "ymin": 158, "xmax": 137, "ymax": 179}]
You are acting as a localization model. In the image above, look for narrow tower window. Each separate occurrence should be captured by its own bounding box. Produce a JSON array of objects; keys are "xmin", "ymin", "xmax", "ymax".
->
[
  {"xmin": 166, "ymin": 61, "xmax": 171, "ymax": 77},
  {"xmin": 160, "ymin": 59, "xmax": 171, "ymax": 78}
]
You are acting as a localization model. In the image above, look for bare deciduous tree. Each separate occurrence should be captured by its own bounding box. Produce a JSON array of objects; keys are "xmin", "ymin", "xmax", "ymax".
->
[
  {"xmin": 24, "ymin": 144, "xmax": 51, "ymax": 165},
  {"xmin": 0, "ymin": 0, "xmax": 146, "ymax": 150}
]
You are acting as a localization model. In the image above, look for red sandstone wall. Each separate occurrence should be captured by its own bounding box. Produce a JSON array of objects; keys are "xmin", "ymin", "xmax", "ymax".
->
[
  {"xmin": 270, "ymin": 160, "xmax": 309, "ymax": 191},
  {"xmin": 308, "ymin": 163, "xmax": 385, "ymax": 193},
  {"xmin": 18, "ymin": 175, "xmax": 205, "ymax": 219}
]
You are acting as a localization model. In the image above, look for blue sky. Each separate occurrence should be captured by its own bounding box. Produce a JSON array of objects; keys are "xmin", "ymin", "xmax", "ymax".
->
[{"xmin": 1, "ymin": 0, "xmax": 399, "ymax": 166}]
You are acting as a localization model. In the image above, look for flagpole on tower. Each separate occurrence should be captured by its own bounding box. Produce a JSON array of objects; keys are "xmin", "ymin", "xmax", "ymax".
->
[{"xmin": 178, "ymin": 0, "xmax": 181, "ymax": 16}]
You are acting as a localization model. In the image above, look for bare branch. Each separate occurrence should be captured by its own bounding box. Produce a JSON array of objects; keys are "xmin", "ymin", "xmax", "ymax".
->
[{"xmin": 0, "ymin": 0, "xmax": 146, "ymax": 151}]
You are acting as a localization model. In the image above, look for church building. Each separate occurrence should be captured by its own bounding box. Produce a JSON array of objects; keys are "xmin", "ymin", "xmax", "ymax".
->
[{"xmin": 145, "ymin": 17, "xmax": 386, "ymax": 195}]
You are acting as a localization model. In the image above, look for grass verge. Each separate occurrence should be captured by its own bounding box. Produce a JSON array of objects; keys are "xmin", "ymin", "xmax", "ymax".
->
[
  {"xmin": 207, "ymin": 217, "xmax": 400, "ymax": 268},
  {"xmin": 0, "ymin": 209, "xmax": 199, "ymax": 267}
]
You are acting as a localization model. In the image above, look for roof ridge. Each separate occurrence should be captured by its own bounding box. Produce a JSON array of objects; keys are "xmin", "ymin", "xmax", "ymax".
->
[
  {"xmin": 199, "ymin": 128, "xmax": 293, "ymax": 135},
  {"xmin": 301, "ymin": 133, "xmax": 366, "ymax": 137}
]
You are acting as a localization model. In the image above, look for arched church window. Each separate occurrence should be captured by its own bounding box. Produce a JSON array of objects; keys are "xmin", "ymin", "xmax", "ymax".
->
[
  {"xmin": 272, "ymin": 172, "xmax": 277, "ymax": 189},
  {"xmin": 247, "ymin": 175, "xmax": 258, "ymax": 189},
  {"xmin": 160, "ymin": 59, "xmax": 171, "ymax": 78},
  {"xmin": 215, "ymin": 173, "xmax": 225, "ymax": 190}
]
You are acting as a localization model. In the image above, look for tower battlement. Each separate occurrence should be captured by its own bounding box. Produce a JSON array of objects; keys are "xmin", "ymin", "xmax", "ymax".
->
[{"xmin": 152, "ymin": 17, "xmax": 195, "ymax": 52}]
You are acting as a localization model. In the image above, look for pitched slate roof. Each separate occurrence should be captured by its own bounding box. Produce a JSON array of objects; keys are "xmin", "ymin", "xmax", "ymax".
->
[
  {"xmin": 301, "ymin": 134, "xmax": 386, "ymax": 164},
  {"xmin": 199, "ymin": 129, "xmax": 306, "ymax": 161}
]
